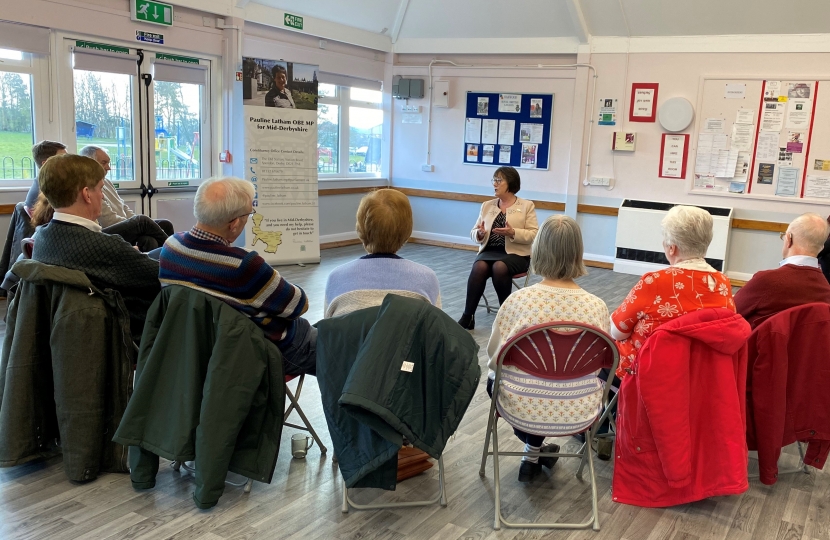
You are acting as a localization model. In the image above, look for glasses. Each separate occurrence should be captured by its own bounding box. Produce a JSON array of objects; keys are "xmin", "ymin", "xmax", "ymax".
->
[
  {"xmin": 229, "ymin": 210, "xmax": 255, "ymax": 224},
  {"xmin": 779, "ymin": 231, "xmax": 791, "ymax": 241},
  {"xmin": 492, "ymin": 177, "xmax": 504, "ymax": 185}
]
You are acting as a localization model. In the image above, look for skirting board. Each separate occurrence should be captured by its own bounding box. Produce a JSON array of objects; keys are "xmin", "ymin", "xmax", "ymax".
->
[{"xmin": 320, "ymin": 231, "xmax": 361, "ymax": 250}]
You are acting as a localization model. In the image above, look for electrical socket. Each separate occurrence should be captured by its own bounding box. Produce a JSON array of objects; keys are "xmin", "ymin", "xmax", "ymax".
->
[
  {"xmin": 588, "ymin": 177, "xmax": 612, "ymax": 186},
  {"xmin": 421, "ymin": 164, "xmax": 434, "ymax": 172}
]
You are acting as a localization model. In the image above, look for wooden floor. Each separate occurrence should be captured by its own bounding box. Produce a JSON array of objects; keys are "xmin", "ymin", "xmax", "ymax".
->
[{"xmin": 1, "ymin": 244, "xmax": 826, "ymax": 540}]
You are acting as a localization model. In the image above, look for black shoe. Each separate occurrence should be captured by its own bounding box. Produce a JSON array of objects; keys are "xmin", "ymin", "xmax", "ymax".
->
[
  {"xmin": 517, "ymin": 460, "xmax": 542, "ymax": 482},
  {"xmin": 539, "ymin": 444, "xmax": 560, "ymax": 469},
  {"xmin": 457, "ymin": 313, "xmax": 475, "ymax": 330}
]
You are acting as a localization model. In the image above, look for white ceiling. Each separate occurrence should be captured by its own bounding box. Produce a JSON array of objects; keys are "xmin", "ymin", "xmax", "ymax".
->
[{"xmin": 250, "ymin": 0, "xmax": 830, "ymax": 43}]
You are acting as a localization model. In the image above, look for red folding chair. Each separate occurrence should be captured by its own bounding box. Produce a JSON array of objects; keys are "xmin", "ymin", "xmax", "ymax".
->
[
  {"xmin": 479, "ymin": 321, "xmax": 619, "ymax": 531},
  {"xmin": 284, "ymin": 374, "xmax": 327, "ymax": 454}
]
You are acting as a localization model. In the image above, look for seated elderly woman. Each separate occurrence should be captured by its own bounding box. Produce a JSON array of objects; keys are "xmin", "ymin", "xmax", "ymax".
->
[
  {"xmin": 324, "ymin": 189, "xmax": 440, "ymax": 318},
  {"xmin": 486, "ymin": 215, "xmax": 610, "ymax": 483},
  {"xmin": 611, "ymin": 205, "xmax": 735, "ymax": 378}
]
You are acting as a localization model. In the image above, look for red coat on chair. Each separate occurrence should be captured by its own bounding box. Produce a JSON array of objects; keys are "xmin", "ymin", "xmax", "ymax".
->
[
  {"xmin": 746, "ymin": 303, "xmax": 830, "ymax": 485},
  {"xmin": 612, "ymin": 308, "xmax": 751, "ymax": 507}
]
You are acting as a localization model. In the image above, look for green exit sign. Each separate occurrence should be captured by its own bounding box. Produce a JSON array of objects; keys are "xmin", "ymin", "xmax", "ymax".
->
[
  {"xmin": 131, "ymin": 0, "xmax": 174, "ymax": 26},
  {"xmin": 168, "ymin": 181, "xmax": 190, "ymax": 187},
  {"xmin": 284, "ymin": 13, "xmax": 303, "ymax": 30}
]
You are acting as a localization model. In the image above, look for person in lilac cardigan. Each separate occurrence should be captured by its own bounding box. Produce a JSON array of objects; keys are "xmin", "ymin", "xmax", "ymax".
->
[{"xmin": 324, "ymin": 189, "xmax": 441, "ymax": 318}]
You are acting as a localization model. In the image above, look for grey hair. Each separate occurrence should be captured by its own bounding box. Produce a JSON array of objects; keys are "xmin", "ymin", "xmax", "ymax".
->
[
  {"xmin": 789, "ymin": 212, "xmax": 830, "ymax": 255},
  {"xmin": 194, "ymin": 177, "xmax": 255, "ymax": 228},
  {"xmin": 531, "ymin": 215, "xmax": 587, "ymax": 280},
  {"xmin": 661, "ymin": 205, "xmax": 713, "ymax": 259},
  {"xmin": 78, "ymin": 145, "xmax": 104, "ymax": 158}
]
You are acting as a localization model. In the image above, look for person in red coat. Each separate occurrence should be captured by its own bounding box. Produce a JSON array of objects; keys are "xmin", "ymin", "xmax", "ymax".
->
[
  {"xmin": 612, "ymin": 308, "xmax": 751, "ymax": 508},
  {"xmin": 735, "ymin": 213, "xmax": 830, "ymax": 328}
]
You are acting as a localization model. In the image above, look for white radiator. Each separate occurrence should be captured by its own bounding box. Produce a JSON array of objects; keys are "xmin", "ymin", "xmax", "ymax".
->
[{"xmin": 613, "ymin": 200, "xmax": 733, "ymax": 276}]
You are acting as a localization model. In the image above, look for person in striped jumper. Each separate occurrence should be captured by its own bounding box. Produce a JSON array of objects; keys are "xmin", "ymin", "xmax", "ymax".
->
[
  {"xmin": 159, "ymin": 177, "xmax": 315, "ymax": 376},
  {"xmin": 324, "ymin": 189, "xmax": 440, "ymax": 318}
]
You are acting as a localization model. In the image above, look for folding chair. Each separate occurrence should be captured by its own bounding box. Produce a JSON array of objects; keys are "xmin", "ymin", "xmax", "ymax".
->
[
  {"xmin": 284, "ymin": 374, "xmax": 328, "ymax": 454},
  {"xmin": 171, "ymin": 461, "xmax": 254, "ymax": 493},
  {"xmin": 341, "ymin": 455, "xmax": 447, "ymax": 513},
  {"xmin": 479, "ymin": 321, "xmax": 619, "ymax": 530},
  {"xmin": 480, "ymin": 272, "xmax": 530, "ymax": 314}
]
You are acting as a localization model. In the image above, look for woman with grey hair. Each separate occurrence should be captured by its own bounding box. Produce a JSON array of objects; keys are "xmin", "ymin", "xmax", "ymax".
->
[
  {"xmin": 610, "ymin": 205, "xmax": 735, "ymax": 378},
  {"xmin": 485, "ymin": 215, "xmax": 609, "ymax": 482}
]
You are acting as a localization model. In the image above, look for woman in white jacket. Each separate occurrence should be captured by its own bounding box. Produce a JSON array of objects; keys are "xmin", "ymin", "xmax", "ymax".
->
[{"xmin": 458, "ymin": 166, "xmax": 538, "ymax": 329}]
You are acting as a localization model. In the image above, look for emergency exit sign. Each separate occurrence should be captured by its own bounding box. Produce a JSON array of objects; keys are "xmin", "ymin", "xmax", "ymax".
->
[
  {"xmin": 284, "ymin": 13, "xmax": 303, "ymax": 30},
  {"xmin": 131, "ymin": 0, "xmax": 174, "ymax": 26}
]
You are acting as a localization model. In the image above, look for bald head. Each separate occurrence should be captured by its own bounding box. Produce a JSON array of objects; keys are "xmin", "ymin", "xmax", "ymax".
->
[
  {"xmin": 785, "ymin": 213, "xmax": 830, "ymax": 257},
  {"xmin": 193, "ymin": 177, "xmax": 255, "ymax": 230}
]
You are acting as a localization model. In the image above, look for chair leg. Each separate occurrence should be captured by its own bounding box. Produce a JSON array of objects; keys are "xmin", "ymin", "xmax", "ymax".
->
[
  {"xmin": 479, "ymin": 399, "xmax": 497, "ymax": 477},
  {"xmin": 341, "ymin": 477, "xmax": 349, "ymax": 513},
  {"xmin": 575, "ymin": 440, "xmax": 588, "ymax": 479},
  {"xmin": 586, "ymin": 438, "xmax": 600, "ymax": 531},
  {"xmin": 492, "ymin": 418, "xmax": 502, "ymax": 531},
  {"xmin": 438, "ymin": 455, "xmax": 448, "ymax": 507},
  {"xmin": 284, "ymin": 384, "xmax": 328, "ymax": 454}
]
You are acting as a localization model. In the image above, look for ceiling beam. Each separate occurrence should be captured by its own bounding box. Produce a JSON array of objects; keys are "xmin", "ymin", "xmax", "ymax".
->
[
  {"xmin": 391, "ymin": 0, "xmax": 411, "ymax": 44},
  {"xmin": 564, "ymin": 0, "xmax": 590, "ymax": 43}
]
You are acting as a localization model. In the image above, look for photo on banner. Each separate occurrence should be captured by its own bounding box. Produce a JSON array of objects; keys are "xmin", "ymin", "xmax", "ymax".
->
[{"xmin": 241, "ymin": 56, "xmax": 320, "ymax": 264}]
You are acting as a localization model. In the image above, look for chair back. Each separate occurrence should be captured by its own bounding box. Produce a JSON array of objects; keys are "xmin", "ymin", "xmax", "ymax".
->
[
  {"xmin": 492, "ymin": 322, "xmax": 619, "ymax": 438},
  {"xmin": 496, "ymin": 321, "xmax": 618, "ymax": 380}
]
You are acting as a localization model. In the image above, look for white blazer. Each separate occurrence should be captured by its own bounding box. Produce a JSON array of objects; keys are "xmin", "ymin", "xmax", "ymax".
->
[{"xmin": 470, "ymin": 197, "xmax": 538, "ymax": 257}]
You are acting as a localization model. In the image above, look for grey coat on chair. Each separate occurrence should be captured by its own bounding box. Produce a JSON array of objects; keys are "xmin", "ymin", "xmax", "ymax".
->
[
  {"xmin": 0, "ymin": 202, "xmax": 35, "ymax": 297},
  {"xmin": 0, "ymin": 260, "xmax": 135, "ymax": 481}
]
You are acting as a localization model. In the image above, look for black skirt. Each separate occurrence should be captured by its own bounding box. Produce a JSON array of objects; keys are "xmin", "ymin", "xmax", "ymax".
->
[{"xmin": 474, "ymin": 245, "xmax": 531, "ymax": 275}]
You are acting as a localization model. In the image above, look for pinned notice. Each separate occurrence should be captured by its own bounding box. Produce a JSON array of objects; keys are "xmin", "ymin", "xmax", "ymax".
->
[{"xmin": 724, "ymin": 84, "xmax": 746, "ymax": 99}]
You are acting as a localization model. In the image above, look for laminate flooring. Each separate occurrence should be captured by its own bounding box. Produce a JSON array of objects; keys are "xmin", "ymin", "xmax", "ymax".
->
[{"xmin": 1, "ymin": 244, "xmax": 825, "ymax": 540}]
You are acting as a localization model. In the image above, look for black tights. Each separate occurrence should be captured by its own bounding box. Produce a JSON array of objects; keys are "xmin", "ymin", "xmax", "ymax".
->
[{"xmin": 463, "ymin": 260, "xmax": 513, "ymax": 316}]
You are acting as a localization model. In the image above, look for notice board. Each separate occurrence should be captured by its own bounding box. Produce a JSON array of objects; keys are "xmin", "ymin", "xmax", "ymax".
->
[
  {"xmin": 691, "ymin": 77, "xmax": 830, "ymax": 202},
  {"xmin": 463, "ymin": 92, "xmax": 553, "ymax": 170}
]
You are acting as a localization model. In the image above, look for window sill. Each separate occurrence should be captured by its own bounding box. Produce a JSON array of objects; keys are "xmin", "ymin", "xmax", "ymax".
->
[{"xmin": 319, "ymin": 177, "xmax": 389, "ymax": 188}]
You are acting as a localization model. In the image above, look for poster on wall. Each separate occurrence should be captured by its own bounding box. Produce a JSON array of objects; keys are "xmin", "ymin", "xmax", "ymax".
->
[
  {"xmin": 629, "ymin": 83, "xmax": 658, "ymax": 122},
  {"xmin": 242, "ymin": 56, "xmax": 320, "ymax": 264}
]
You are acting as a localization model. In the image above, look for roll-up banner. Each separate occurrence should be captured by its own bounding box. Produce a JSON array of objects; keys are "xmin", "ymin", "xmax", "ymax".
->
[{"xmin": 242, "ymin": 56, "xmax": 320, "ymax": 264}]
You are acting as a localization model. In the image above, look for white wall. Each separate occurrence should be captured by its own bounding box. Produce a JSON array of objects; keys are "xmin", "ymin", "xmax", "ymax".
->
[{"xmin": 388, "ymin": 50, "xmax": 830, "ymax": 277}]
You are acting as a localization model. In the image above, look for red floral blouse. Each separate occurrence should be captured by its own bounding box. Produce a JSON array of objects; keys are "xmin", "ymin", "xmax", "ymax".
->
[{"xmin": 610, "ymin": 260, "xmax": 736, "ymax": 378}]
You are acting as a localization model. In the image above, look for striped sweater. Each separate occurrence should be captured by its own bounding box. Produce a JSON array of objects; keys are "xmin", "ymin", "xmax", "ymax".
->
[{"xmin": 159, "ymin": 228, "xmax": 308, "ymax": 344}]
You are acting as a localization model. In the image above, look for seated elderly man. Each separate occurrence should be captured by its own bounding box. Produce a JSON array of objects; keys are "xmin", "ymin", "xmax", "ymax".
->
[
  {"xmin": 31, "ymin": 154, "xmax": 161, "ymax": 340},
  {"xmin": 735, "ymin": 213, "xmax": 830, "ymax": 328},
  {"xmin": 158, "ymin": 177, "xmax": 315, "ymax": 376},
  {"xmin": 610, "ymin": 205, "xmax": 736, "ymax": 378},
  {"xmin": 79, "ymin": 145, "xmax": 173, "ymax": 252},
  {"xmin": 324, "ymin": 189, "xmax": 440, "ymax": 318}
]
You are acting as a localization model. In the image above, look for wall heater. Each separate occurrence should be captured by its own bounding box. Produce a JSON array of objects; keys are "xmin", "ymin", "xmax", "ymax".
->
[{"xmin": 613, "ymin": 199, "xmax": 733, "ymax": 276}]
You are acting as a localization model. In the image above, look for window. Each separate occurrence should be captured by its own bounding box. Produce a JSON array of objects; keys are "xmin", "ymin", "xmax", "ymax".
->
[
  {"xmin": 0, "ymin": 49, "xmax": 35, "ymax": 180},
  {"xmin": 154, "ymin": 81, "xmax": 202, "ymax": 180},
  {"xmin": 318, "ymin": 83, "xmax": 383, "ymax": 178},
  {"xmin": 73, "ymin": 70, "xmax": 135, "ymax": 181}
]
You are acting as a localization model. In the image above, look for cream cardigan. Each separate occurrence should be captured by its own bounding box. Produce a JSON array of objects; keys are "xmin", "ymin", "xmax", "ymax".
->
[{"xmin": 470, "ymin": 197, "xmax": 538, "ymax": 257}]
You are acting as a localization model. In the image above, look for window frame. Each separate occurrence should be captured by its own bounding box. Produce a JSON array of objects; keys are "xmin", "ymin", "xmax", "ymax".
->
[
  {"xmin": 318, "ymin": 84, "xmax": 384, "ymax": 180},
  {"xmin": 0, "ymin": 50, "xmax": 51, "ymax": 187}
]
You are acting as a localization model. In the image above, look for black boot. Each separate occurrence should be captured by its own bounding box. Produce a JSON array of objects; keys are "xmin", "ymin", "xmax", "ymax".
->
[{"xmin": 457, "ymin": 313, "xmax": 475, "ymax": 330}]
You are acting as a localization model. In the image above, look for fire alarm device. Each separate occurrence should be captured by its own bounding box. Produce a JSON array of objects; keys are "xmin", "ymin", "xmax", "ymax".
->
[
  {"xmin": 611, "ymin": 132, "xmax": 636, "ymax": 152},
  {"xmin": 219, "ymin": 151, "xmax": 232, "ymax": 163}
]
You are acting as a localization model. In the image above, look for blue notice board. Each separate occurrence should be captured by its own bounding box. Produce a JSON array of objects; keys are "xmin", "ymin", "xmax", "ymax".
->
[{"xmin": 463, "ymin": 92, "xmax": 553, "ymax": 170}]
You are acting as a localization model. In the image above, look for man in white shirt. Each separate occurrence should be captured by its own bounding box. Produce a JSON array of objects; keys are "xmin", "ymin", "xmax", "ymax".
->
[
  {"xmin": 31, "ymin": 154, "xmax": 161, "ymax": 339},
  {"xmin": 79, "ymin": 145, "xmax": 175, "ymax": 248}
]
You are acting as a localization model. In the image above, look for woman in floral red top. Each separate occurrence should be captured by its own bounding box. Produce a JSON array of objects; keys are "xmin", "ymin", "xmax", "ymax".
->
[{"xmin": 610, "ymin": 206, "xmax": 735, "ymax": 378}]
